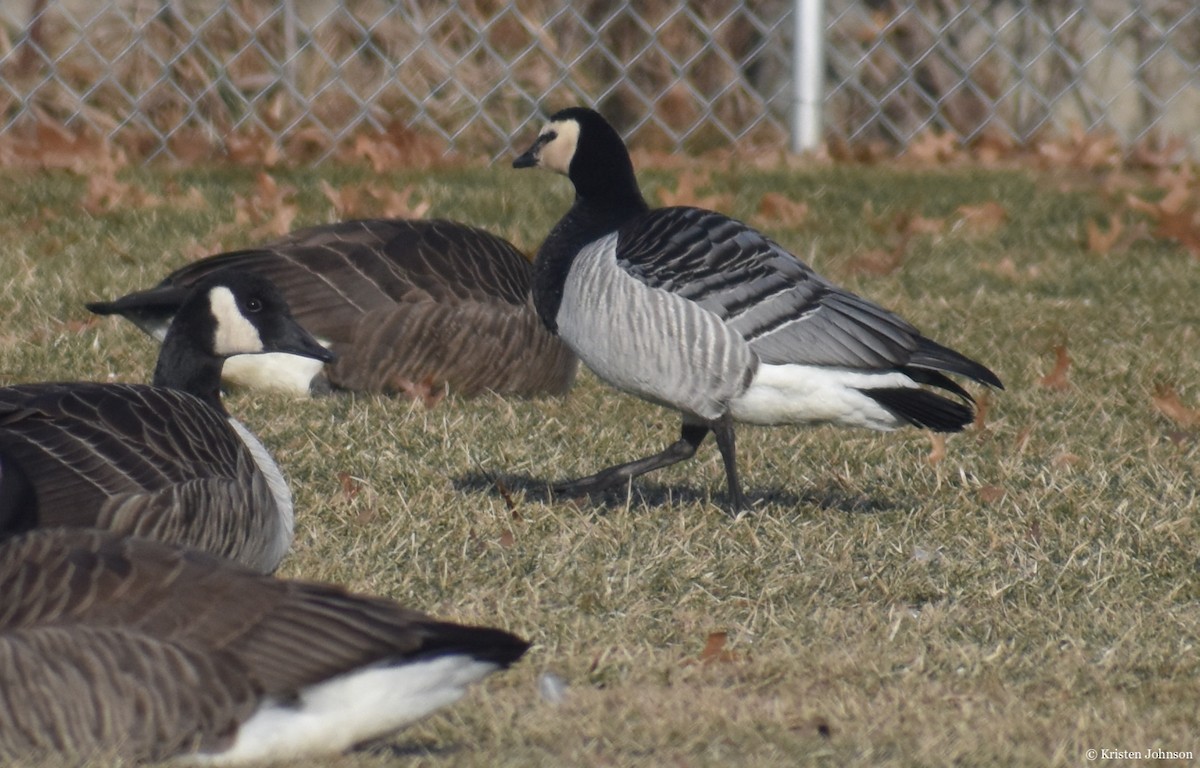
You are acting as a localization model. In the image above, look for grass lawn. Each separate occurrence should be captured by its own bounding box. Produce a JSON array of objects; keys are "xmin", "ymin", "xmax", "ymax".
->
[{"xmin": 0, "ymin": 156, "xmax": 1196, "ymax": 766}]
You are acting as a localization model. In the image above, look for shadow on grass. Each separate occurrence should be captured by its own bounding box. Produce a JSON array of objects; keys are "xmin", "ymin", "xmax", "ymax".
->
[
  {"xmin": 357, "ymin": 739, "xmax": 461, "ymax": 760},
  {"xmin": 453, "ymin": 470, "xmax": 898, "ymax": 516}
]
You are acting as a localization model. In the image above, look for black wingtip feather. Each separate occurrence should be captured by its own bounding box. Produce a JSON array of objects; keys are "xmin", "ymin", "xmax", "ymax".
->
[
  {"xmin": 417, "ymin": 622, "xmax": 531, "ymax": 668},
  {"xmin": 862, "ymin": 387, "xmax": 974, "ymax": 432},
  {"xmin": 911, "ymin": 337, "xmax": 1004, "ymax": 390}
]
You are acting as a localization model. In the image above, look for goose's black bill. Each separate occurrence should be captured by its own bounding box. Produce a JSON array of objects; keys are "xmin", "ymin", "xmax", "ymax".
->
[
  {"xmin": 269, "ymin": 317, "xmax": 336, "ymax": 364},
  {"xmin": 512, "ymin": 149, "xmax": 538, "ymax": 168}
]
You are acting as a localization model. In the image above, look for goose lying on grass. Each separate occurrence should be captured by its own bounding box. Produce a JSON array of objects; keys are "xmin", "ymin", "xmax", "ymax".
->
[
  {"xmin": 1, "ymin": 272, "xmax": 332, "ymax": 572},
  {"xmin": 0, "ymin": 528, "xmax": 529, "ymax": 764},
  {"xmin": 89, "ymin": 219, "xmax": 578, "ymax": 401}
]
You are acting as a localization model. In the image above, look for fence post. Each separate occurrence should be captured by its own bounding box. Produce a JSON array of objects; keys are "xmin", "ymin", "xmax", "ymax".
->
[{"xmin": 791, "ymin": 0, "xmax": 825, "ymax": 153}]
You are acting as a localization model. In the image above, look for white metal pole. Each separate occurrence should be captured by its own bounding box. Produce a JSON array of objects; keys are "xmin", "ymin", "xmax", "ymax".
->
[{"xmin": 792, "ymin": 0, "xmax": 826, "ymax": 153}]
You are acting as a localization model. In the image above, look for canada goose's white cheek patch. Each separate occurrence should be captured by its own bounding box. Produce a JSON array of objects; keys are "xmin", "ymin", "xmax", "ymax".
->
[
  {"xmin": 209, "ymin": 286, "xmax": 264, "ymax": 356},
  {"xmin": 540, "ymin": 119, "xmax": 580, "ymax": 175}
]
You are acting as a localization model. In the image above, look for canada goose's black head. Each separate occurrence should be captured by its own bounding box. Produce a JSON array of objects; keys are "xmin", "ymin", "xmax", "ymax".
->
[
  {"xmin": 176, "ymin": 273, "xmax": 335, "ymax": 363},
  {"xmin": 513, "ymin": 107, "xmax": 638, "ymax": 203}
]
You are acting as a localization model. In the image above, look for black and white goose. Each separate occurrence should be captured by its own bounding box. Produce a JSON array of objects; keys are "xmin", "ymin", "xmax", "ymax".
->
[
  {"xmin": 88, "ymin": 219, "xmax": 578, "ymax": 400},
  {"xmin": 0, "ymin": 271, "xmax": 333, "ymax": 572},
  {"xmin": 513, "ymin": 107, "xmax": 1003, "ymax": 512},
  {"xmin": 0, "ymin": 528, "xmax": 529, "ymax": 764}
]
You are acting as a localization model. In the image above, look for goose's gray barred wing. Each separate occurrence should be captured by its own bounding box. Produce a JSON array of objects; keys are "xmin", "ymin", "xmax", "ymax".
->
[
  {"xmin": 615, "ymin": 207, "xmax": 1001, "ymax": 389},
  {"xmin": 615, "ymin": 207, "xmax": 925, "ymax": 369},
  {"xmin": 0, "ymin": 383, "xmax": 248, "ymax": 530},
  {"xmin": 151, "ymin": 219, "xmax": 535, "ymax": 345}
]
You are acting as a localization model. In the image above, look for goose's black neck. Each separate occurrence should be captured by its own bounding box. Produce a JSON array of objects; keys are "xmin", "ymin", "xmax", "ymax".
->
[
  {"xmin": 532, "ymin": 177, "xmax": 650, "ymax": 332},
  {"xmin": 152, "ymin": 330, "xmax": 227, "ymax": 414}
]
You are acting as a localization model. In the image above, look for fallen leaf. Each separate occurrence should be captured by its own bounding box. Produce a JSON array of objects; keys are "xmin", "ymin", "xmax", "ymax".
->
[
  {"xmin": 1052, "ymin": 452, "xmax": 1081, "ymax": 469},
  {"xmin": 1038, "ymin": 344, "xmax": 1071, "ymax": 390},
  {"xmin": 498, "ymin": 530, "xmax": 516, "ymax": 549},
  {"xmin": 1086, "ymin": 214, "xmax": 1124, "ymax": 255},
  {"xmin": 657, "ymin": 170, "xmax": 731, "ymax": 210},
  {"xmin": 902, "ymin": 214, "xmax": 947, "ymax": 237},
  {"xmin": 692, "ymin": 631, "xmax": 739, "ymax": 665},
  {"xmin": 754, "ymin": 192, "xmax": 809, "ymax": 227},
  {"xmin": 953, "ymin": 201, "xmax": 1007, "ymax": 237},
  {"xmin": 1153, "ymin": 207, "xmax": 1200, "ymax": 259},
  {"xmin": 971, "ymin": 390, "xmax": 992, "ymax": 432},
  {"xmin": 926, "ymin": 433, "xmax": 947, "ymax": 464},
  {"xmin": 336, "ymin": 471, "xmax": 362, "ymax": 500},
  {"xmin": 906, "ymin": 130, "xmax": 960, "ymax": 165},
  {"xmin": 342, "ymin": 120, "xmax": 450, "ymax": 172},
  {"xmin": 224, "ymin": 128, "xmax": 281, "ymax": 167},
  {"xmin": 978, "ymin": 485, "xmax": 1005, "ymax": 504},
  {"xmin": 1152, "ymin": 384, "xmax": 1200, "ymax": 428},
  {"xmin": 846, "ymin": 246, "xmax": 905, "ymax": 277},
  {"xmin": 1013, "ymin": 426, "xmax": 1033, "ymax": 455}
]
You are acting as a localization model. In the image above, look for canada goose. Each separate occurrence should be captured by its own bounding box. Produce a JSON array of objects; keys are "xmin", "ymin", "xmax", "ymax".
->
[
  {"xmin": 0, "ymin": 528, "xmax": 530, "ymax": 764},
  {"xmin": 0, "ymin": 271, "xmax": 333, "ymax": 572},
  {"xmin": 88, "ymin": 218, "xmax": 578, "ymax": 400},
  {"xmin": 512, "ymin": 107, "xmax": 1003, "ymax": 512}
]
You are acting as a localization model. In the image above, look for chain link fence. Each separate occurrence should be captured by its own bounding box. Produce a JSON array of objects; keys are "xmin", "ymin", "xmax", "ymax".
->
[{"xmin": 0, "ymin": 0, "xmax": 1197, "ymax": 164}]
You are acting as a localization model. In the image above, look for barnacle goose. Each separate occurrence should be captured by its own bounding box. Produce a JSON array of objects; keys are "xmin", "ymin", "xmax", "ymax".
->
[
  {"xmin": 88, "ymin": 219, "xmax": 578, "ymax": 400},
  {"xmin": 0, "ymin": 528, "xmax": 529, "ymax": 764},
  {"xmin": 513, "ymin": 107, "xmax": 1003, "ymax": 512},
  {"xmin": 0, "ymin": 272, "xmax": 333, "ymax": 573}
]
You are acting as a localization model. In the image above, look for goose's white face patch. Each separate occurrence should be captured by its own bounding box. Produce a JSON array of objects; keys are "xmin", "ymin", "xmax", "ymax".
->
[
  {"xmin": 209, "ymin": 286, "xmax": 265, "ymax": 356},
  {"xmin": 539, "ymin": 118, "xmax": 580, "ymax": 176}
]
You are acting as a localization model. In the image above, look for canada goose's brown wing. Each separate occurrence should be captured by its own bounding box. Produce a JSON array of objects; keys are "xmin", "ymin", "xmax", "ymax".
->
[
  {"xmin": 0, "ymin": 624, "xmax": 257, "ymax": 762},
  {"xmin": 153, "ymin": 219, "xmax": 536, "ymax": 344},
  {"xmin": 0, "ymin": 529, "xmax": 529, "ymax": 697},
  {"xmin": 0, "ymin": 383, "xmax": 259, "ymax": 539},
  {"xmin": 331, "ymin": 298, "xmax": 577, "ymax": 397}
]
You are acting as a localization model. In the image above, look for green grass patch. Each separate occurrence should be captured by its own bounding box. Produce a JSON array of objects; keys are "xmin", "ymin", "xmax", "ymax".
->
[{"xmin": 1, "ymin": 160, "xmax": 1197, "ymax": 766}]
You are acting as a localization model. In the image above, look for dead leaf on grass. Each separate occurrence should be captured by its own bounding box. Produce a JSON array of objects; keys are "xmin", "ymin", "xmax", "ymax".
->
[
  {"xmin": 690, "ymin": 630, "xmax": 739, "ymax": 665},
  {"xmin": 905, "ymin": 130, "xmax": 960, "ymax": 165},
  {"xmin": 1038, "ymin": 344, "xmax": 1071, "ymax": 390},
  {"xmin": 953, "ymin": 201, "xmax": 1007, "ymax": 237},
  {"xmin": 978, "ymin": 485, "xmax": 1005, "ymax": 504},
  {"xmin": 336, "ymin": 471, "xmax": 362, "ymax": 501},
  {"xmin": 971, "ymin": 390, "xmax": 992, "ymax": 432},
  {"xmin": 224, "ymin": 128, "xmax": 281, "ymax": 167},
  {"xmin": 1086, "ymin": 214, "xmax": 1124, "ymax": 255},
  {"xmin": 1152, "ymin": 384, "xmax": 1200, "ymax": 428},
  {"xmin": 233, "ymin": 172, "xmax": 299, "ymax": 239},
  {"xmin": 753, "ymin": 192, "xmax": 809, "ymax": 228},
  {"xmin": 1052, "ymin": 452, "xmax": 1081, "ymax": 469},
  {"xmin": 656, "ymin": 170, "xmax": 731, "ymax": 210},
  {"xmin": 926, "ymin": 433, "xmax": 947, "ymax": 464}
]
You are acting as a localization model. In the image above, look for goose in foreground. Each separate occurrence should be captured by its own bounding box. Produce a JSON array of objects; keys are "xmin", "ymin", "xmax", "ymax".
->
[
  {"xmin": 0, "ymin": 271, "xmax": 333, "ymax": 573},
  {"xmin": 0, "ymin": 528, "xmax": 529, "ymax": 764},
  {"xmin": 88, "ymin": 218, "xmax": 578, "ymax": 400},
  {"xmin": 512, "ymin": 107, "xmax": 1003, "ymax": 513}
]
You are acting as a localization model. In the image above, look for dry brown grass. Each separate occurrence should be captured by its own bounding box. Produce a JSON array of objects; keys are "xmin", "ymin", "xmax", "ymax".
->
[{"xmin": 0, "ymin": 158, "xmax": 1197, "ymax": 766}]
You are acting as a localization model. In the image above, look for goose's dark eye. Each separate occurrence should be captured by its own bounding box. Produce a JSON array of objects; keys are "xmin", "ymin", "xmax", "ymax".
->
[{"xmin": 245, "ymin": 297, "xmax": 263, "ymax": 313}]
